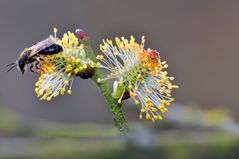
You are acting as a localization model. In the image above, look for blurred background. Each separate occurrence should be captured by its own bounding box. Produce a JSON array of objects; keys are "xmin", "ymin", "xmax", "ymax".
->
[{"xmin": 0, "ymin": 0, "xmax": 239, "ymax": 158}]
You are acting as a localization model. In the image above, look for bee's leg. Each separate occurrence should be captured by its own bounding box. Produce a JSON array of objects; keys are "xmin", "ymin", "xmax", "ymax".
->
[
  {"xmin": 35, "ymin": 60, "xmax": 45, "ymax": 73},
  {"xmin": 39, "ymin": 57, "xmax": 45, "ymax": 62},
  {"xmin": 35, "ymin": 60, "xmax": 40, "ymax": 69},
  {"xmin": 30, "ymin": 64, "xmax": 37, "ymax": 73}
]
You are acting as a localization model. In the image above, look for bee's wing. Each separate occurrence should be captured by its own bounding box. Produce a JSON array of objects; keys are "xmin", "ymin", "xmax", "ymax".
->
[{"xmin": 29, "ymin": 37, "xmax": 61, "ymax": 57}]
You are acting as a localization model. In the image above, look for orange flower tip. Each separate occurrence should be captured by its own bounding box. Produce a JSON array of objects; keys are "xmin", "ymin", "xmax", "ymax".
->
[{"xmin": 75, "ymin": 29, "xmax": 88, "ymax": 40}]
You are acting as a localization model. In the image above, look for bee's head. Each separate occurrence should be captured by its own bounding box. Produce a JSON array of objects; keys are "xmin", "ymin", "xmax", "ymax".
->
[{"xmin": 17, "ymin": 58, "xmax": 26, "ymax": 74}]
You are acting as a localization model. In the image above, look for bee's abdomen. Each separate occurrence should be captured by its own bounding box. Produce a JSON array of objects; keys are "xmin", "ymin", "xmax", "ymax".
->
[{"xmin": 38, "ymin": 44, "xmax": 63, "ymax": 55}]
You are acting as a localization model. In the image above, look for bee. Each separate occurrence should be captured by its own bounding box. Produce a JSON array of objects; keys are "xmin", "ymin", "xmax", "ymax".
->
[{"xmin": 7, "ymin": 37, "xmax": 63, "ymax": 74}]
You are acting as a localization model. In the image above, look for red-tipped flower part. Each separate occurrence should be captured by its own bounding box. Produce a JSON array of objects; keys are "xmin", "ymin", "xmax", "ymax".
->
[
  {"xmin": 97, "ymin": 36, "xmax": 178, "ymax": 122},
  {"xmin": 75, "ymin": 29, "xmax": 88, "ymax": 40}
]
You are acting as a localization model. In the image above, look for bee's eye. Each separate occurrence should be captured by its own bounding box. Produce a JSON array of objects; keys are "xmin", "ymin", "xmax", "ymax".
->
[{"xmin": 18, "ymin": 60, "xmax": 25, "ymax": 68}]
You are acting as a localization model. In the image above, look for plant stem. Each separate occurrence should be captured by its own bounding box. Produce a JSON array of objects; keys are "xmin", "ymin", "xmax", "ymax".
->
[{"xmin": 80, "ymin": 37, "xmax": 129, "ymax": 133}]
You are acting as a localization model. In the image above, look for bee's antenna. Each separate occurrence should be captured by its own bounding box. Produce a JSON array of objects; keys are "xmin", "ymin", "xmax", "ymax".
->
[
  {"xmin": 5, "ymin": 62, "xmax": 16, "ymax": 67},
  {"xmin": 7, "ymin": 64, "xmax": 17, "ymax": 72}
]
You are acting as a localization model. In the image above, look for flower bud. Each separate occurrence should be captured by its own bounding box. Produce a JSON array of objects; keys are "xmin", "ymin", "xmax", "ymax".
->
[{"xmin": 75, "ymin": 29, "xmax": 88, "ymax": 40}]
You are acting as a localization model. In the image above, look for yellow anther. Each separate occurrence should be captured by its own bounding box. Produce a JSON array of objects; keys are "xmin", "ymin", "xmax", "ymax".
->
[
  {"xmin": 35, "ymin": 88, "xmax": 39, "ymax": 93},
  {"xmin": 113, "ymin": 51, "xmax": 118, "ymax": 56},
  {"xmin": 169, "ymin": 77, "xmax": 175, "ymax": 80},
  {"xmin": 79, "ymin": 44, "xmax": 84, "ymax": 49},
  {"xmin": 78, "ymin": 66, "xmax": 83, "ymax": 72},
  {"xmin": 64, "ymin": 80, "xmax": 69, "ymax": 86},
  {"xmin": 168, "ymin": 83, "xmax": 173, "ymax": 89},
  {"xmin": 169, "ymin": 98, "xmax": 175, "ymax": 102},
  {"xmin": 153, "ymin": 115, "xmax": 158, "ymax": 120},
  {"xmin": 60, "ymin": 88, "xmax": 66, "ymax": 95},
  {"xmin": 37, "ymin": 92, "xmax": 43, "ymax": 97},
  {"xmin": 90, "ymin": 62, "xmax": 95, "ymax": 67},
  {"xmin": 158, "ymin": 115, "xmax": 163, "ymax": 120},
  {"xmin": 53, "ymin": 92, "xmax": 59, "ymax": 97},
  {"xmin": 74, "ymin": 68, "xmax": 79, "ymax": 74},
  {"xmin": 146, "ymin": 89, "xmax": 152, "ymax": 94},
  {"xmin": 141, "ymin": 36, "xmax": 145, "ymax": 43},
  {"xmin": 65, "ymin": 65, "xmax": 73, "ymax": 72},
  {"xmin": 146, "ymin": 114, "xmax": 151, "ymax": 120},
  {"xmin": 67, "ymin": 73, "xmax": 71, "ymax": 77},
  {"xmin": 47, "ymin": 97, "xmax": 52, "ymax": 101},
  {"xmin": 141, "ymin": 109, "xmax": 146, "ymax": 113},
  {"xmin": 152, "ymin": 108, "xmax": 157, "ymax": 112},
  {"xmin": 135, "ymin": 100, "xmax": 140, "ymax": 105},
  {"xmin": 173, "ymin": 85, "xmax": 179, "ymax": 89},
  {"xmin": 151, "ymin": 118, "xmax": 155, "ymax": 123},
  {"xmin": 71, "ymin": 57, "xmax": 76, "ymax": 62},
  {"xmin": 159, "ymin": 90, "xmax": 163, "ymax": 95},
  {"xmin": 53, "ymin": 27, "xmax": 57, "ymax": 34},
  {"xmin": 67, "ymin": 90, "xmax": 72, "ymax": 94},
  {"xmin": 76, "ymin": 59, "xmax": 81, "ymax": 63},
  {"xmin": 96, "ymin": 55, "xmax": 104, "ymax": 60},
  {"xmin": 145, "ymin": 98, "xmax": 151, "ymax": 103},
  {"xmin": 97, "ymin": 78, "xmax": 101, "ymax": 83},
  {"xmin": 125, "ymin": 59, "xmax": 130, "ymax": 64},
  {"xmin": 130, "ymin": 36, "xmax": 135, "ymax": 42},
  {"xmin": 161, "ymin": 61, "xmax": 167, "ymax": 65},
  {"xmin": 53, "ymin": 73, "xmax": 58, "ymax": 78}
]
